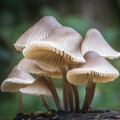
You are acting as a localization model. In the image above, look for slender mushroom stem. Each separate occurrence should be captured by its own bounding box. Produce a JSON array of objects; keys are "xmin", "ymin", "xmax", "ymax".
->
[
  {"xmin": 60, "ymin": 67, "xmax": 74, "ymax": 112},
  {"xmin": 72, "ymin": 85, "xmax": 80, "ymax": 112},
  {"xmin": 63, "ymin": 77, "xmax": 69, "ymax": 111},
  {"xmin": 67, "ymin": 82, "xmax": 74, "ymax": 111},
  {"xmin": 37, "ymin": 76, "xmax": 62, "ymax": 110},
  {"xmin": 89, "ymin": 82, "xmax": 96, "ymax": 108},
  {"xmin": 18, "ymin": 91, "xmax": 22, "ymax": 113},
  {"xmin": 82, "ymin": 80, "xmax": 96, "ymax": 112},
  {"xmin": 40, "ymin": 95, "xmax": 50, "ymax": 111},
  {"xmin": 46, "ymin": 77, "xmax": 62, "ymax": 110},
  {"xmin": 68, "ymin": 65, "xmax": 80, "ymax": 112}
]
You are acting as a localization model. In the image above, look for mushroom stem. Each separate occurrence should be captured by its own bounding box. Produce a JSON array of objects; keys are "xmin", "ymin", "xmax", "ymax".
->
[
  {"xmin": 67, "ymin": 82, "xmax": 74, "ymax": 111},
  {"xmin": 46, "ymin": 77, "xmax": 62, "ymax": 110},
  {"xmin": 40, "ymin": 95, "xmax": 50, "ymax": 111},
  {"xmin": 18, "ymin": 91, "xmax": 22, "ymax": 113},
  {"xmin": 63, "ymin": 77, "xmax": 69, "ymax": 111},
  {"xmin": 89, "ymin": 83, "xmax": 96, "ymax": 105},
  {"xmin": 72, "ymin": 85, "xmax": 80, "ymax": 112},
  {"xmin": 82, "ymin": 80, "xmax": 96, "ymax": 111},
  {"xmin": 60, "ymin": 67, "xmax": 74, "ymax": 112},
  {"xmin": 68, "ymin": 65, "xmax": 80, "ymax": 112}
]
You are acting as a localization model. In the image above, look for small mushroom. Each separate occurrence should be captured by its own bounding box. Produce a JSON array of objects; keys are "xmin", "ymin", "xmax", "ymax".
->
[
  {"xmin": 67, "ymin": 51, "xmax": 119, "ymax": 111},
  {"xmin": 81, "ymin": 28, "xmax": 120, "ymax": 59},
  {"xmin": 17, "ymin": 58, "xmax": 62, "ymax": 110},
  {"xmin": 1, "ymin": 66, "xmax": 35, "ymax": 113},
  {"xmin": 20, "ymin": 76, "xmax": 53, "ymax": 110},
  {"xmin": 23, "ymin": 26, "xmax": 85, "ymax": 111},
  {"xmin": 17, "ymin": 58, "xmax": 61, "ymax": 78},
  {"xmin": 14, "ymin": 16, "xmax": 62, "ymax": 51}
]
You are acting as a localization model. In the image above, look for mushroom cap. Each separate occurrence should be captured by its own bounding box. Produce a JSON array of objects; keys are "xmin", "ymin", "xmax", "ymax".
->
[
  {"xmin": 23, "ymin": 26, "xmax": 85, "ymax": 68},
  {"xmin": 20, "ymin": 76, "xmax": 52, "ymax": 96},
  {"xmin": 1, "ymin": 78, "xmax": 34, "ymax": 92},
  {"xmin": 14, "ymin": 16, "xmax": 62, "ymax": 51},
  {"xmin": 1, "ymin": 66, "xmax": 35, "ymax": 92},
  {"xmin": 67, "ymin": 51, "xmax": 119, "ymax": 85},
  {"xmin": 35, "ymin": 60, "xmax": 61, "ymax": 72},
  {"xmin": 81, "ymin": 28, "xmax": 120, "ymax": 59},
  {"xmin": 7, "ymin": 66, "xmax": 35, "ymax": 80},
  {"xmin": 17, "ymin": 58, "xmax": 61, "ymax": 78}
]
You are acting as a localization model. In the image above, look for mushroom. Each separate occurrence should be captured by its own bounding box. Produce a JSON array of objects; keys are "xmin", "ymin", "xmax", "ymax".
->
[
  {"xmin": 1, "ymin": 66, "xmax": 35, "ymax": 113},
  {"xmin": 23, "ymin": 26, "xmax": 85, "ymax": 66},
  {"xmin": 20, "ymin": 76, "xmax": 53, "ymax": 111},
  {"xmin": 14, "ymin": 16, "xmax": 62, "ymax": 51},
  {"xmin": 67, "ymin": 51, "xmax": 119, "ymax": 111},
  {"xmin": 23, "ymin": 26, "xmax": 85, "ymax": 112},
  {"xmin": 81, "ymin": 28, "xmax": 120, "ymax": 59},
  {"xmin": 17, "ymin": 58, "xmax": 61, "ymax": 78},
  {"xmin": 17, "ymin": 58, "xmax": 62, "ymax": 110}
]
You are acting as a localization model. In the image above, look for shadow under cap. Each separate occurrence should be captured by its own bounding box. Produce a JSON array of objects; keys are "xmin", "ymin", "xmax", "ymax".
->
[
  {"xmin": 81, "ymin": 28, "xmax": 120, "ymax": 59},
  {"xmin": 23, "ymin": 26, "xmax": 85, "ymax": 68},
  {"xmin": 67, "ymin": 51, "xmax": 119, "ymax": 85},
  {"xmin": 17, "ymin": 58, "xmax": 61, "ymax": 78},
  {"xmin": 14, "ymin": 16, "xmax": 62, "ymax": 51}
]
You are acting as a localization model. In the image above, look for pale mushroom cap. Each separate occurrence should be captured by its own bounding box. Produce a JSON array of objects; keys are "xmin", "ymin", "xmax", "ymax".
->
[
  {"xmin": 17, "ymin": 58, "xmax": 46, "ymax": 75},
  {"xmin": 17, "ymin": 58, "xmax": 61, "ymax": 78},
  {"xmin": 81, "ymin": 28, "xmax": 120, "ymax": 59},
  {"xmin": 1, "ymin": 66, "xmax": 35, "ymax": 92},
  {"xmin": 67, "ymin": 51, "xmax": 119, "ymax": 85},
  {"xmin": 1, "ymin": 78, "xmax": 34, "ymax": 92},
  {"xmin": 23, "ymin": 26, "xmax": 85, "ymax": 68},
  {"xmin": 20, "ymin": 76, "xmax": 52, "ymax": 96},
  {"xmin": 14, "ymin": 16, "xmax": 62, "ymax": 51},
  {"xmin": 7, "ymin": 66, "xmax": 35, "ymax": 81}
]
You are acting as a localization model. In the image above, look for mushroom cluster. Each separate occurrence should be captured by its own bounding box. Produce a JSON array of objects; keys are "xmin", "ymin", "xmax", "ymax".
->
[{"xmin": 1, "ymin": 16, "xmax": 120, "ymax": 113}]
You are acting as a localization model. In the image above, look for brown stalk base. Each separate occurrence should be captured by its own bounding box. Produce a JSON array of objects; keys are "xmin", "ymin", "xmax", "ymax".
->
[
  {"xmin": 14, "ymin": 109, "xmax": 120, "ymax": 120},
  {"xmin": 40, "ymin": 95, "xmax": 50, "ymax": 111},
  {"xmin": 68, "ymin": 65, "xmax": 80, "ymax": 112},
  {"xmin": 72, "ymin": 85, "xmax": 80, "ymax": 112},
  {"xmin": 45, "ymin": 77, "xmax": 62, "ymax": 110},
  {"xmin": 60, "ymin": 67, "xmax": 74, "ymax": 112},
  {"xmin": 63, "ymin": 76, "xmax": 69, "ymax": 111},
  {"xmin": 82, "ymin": 80, "xmax": 96, "ymax": 112}
]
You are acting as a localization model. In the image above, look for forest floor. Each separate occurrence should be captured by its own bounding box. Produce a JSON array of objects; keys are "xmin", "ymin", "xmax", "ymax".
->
[{"xmin": 14, "ymin": 109, "xmax": 120, "ymax": 120}]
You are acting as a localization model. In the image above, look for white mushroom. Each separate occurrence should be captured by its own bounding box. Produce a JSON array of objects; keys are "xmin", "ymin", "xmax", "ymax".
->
[
  {"xmin": 23, "ymin": 26, "xmax": 84, "ymax": 111},
  {"xmin": 17, "ymin": 58, "xmax": 62, "ymax": 110},
  {"xmin": 67, "ymin": 51, "xmax": 119, "ymax": 111},
  {"xmin": 81, "ymin": 28, "xmax": 120, "ymax": 59},
  {"xmin": 1, "ymin": 66, "xmax": 35, "ymax": 113}
]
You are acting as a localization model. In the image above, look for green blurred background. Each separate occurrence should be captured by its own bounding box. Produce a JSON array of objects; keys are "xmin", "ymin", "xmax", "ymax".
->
[{"xmin": 0, "ymin": 0, "xmax": 120, "ymax": 119}]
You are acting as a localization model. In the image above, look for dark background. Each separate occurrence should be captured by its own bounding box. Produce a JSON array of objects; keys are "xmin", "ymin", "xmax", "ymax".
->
[{"xmin": 0, "ymin": 0, "xmax": 120, "ymax": 119}]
